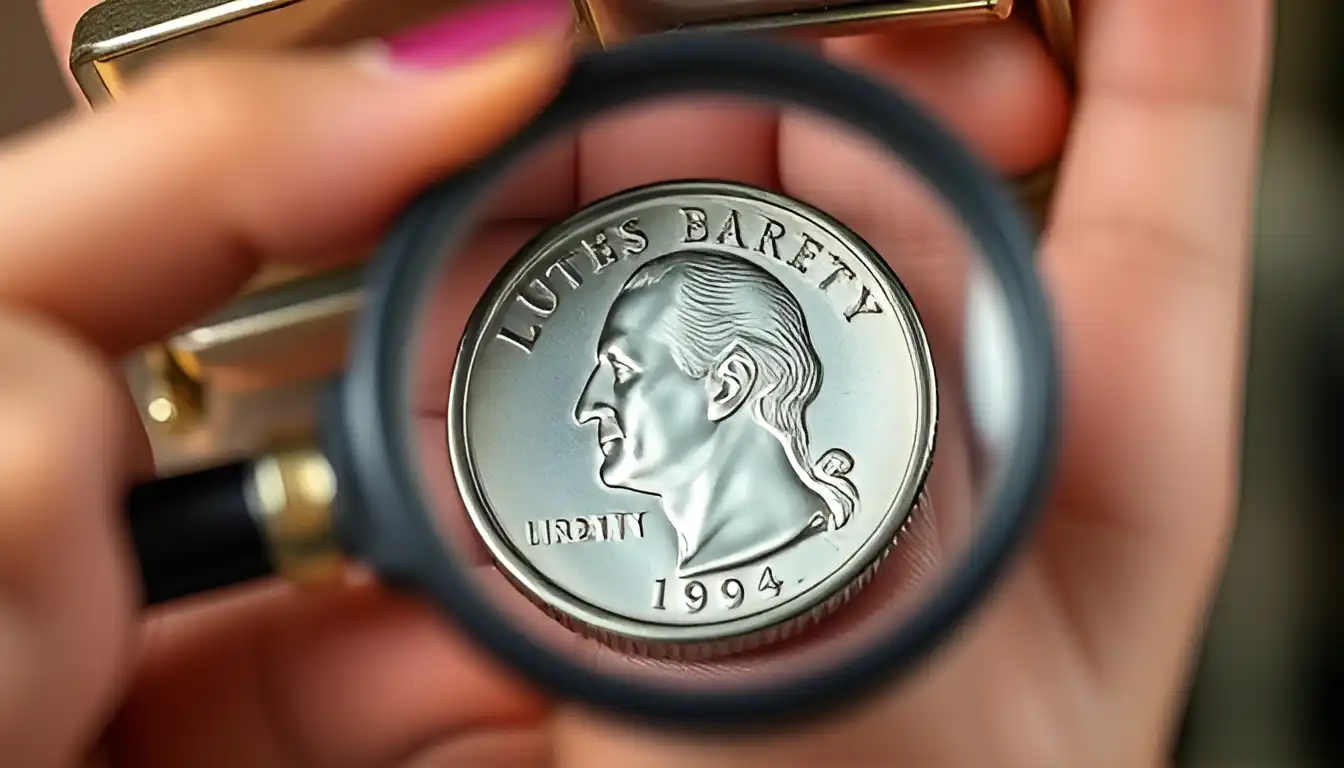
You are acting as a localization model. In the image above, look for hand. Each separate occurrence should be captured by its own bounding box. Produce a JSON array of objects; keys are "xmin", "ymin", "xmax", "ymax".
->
[{"xmin": 5, "ymin": 1, "xmax": 1269, "ymax": 765}]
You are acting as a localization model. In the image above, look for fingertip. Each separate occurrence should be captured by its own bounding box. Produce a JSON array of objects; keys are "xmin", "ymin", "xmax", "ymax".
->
[
  {"xmin": 108, "ymin": 583, "xmax": 547, "ymax": 767},
  {"xmin": 380, "ymin": 33, "xmax": 576, "ymax": 163},
  {"xmin": 36, "ymin": 0, "xmax": 90, "ymax": 100},
  {"xmin": 0, "ymin": 32, "xmax": 576, "ymax": 354}
]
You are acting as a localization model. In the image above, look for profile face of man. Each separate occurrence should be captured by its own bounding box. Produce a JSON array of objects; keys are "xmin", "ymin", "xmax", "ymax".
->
[{"xmin": 574, "ymin": 287, "xmax": 716, "ymax": 493}]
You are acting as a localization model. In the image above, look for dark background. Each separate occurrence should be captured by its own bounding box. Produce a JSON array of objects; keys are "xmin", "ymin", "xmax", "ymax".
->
[{"xmin": 2, "ymin": 2, "xmax": 1342, "ymax": 764}]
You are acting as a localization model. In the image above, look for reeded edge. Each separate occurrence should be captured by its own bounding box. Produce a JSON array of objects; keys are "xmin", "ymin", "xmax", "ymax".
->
[{"xmin": 446, "ymin": 179, "xmax": 938, "ymax": 657}]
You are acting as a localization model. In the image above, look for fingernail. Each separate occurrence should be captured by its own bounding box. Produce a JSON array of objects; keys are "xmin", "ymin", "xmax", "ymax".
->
[{"xmin": 381, "ymin": 0, "xmax": 573, "ymax": 69}]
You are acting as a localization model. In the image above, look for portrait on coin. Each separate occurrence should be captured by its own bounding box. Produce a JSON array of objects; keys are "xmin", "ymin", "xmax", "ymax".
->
[{"xmin": 573, "ymin": 250, "xmax": 859, "ymax": 578}]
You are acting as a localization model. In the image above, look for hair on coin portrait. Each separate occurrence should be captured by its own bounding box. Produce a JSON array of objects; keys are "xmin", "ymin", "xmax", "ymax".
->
[{"xmin": 573, "ymin": 250, "xmax": 859, "ymax": 578}]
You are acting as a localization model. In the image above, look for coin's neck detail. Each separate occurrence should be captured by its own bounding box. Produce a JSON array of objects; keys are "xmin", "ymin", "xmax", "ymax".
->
[{"xmin": 661, "ymin": 422, "xmax": 827, "ymax": 578}]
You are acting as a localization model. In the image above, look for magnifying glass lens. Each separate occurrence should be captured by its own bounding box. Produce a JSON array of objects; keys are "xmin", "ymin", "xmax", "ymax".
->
[
  {"xmin": 396, "ymin": 94, "xmax": 1020, "ymax": 695},
  {"xmin": 121, "ymin": 38, "xmax": 1052, "ymax": 723}
]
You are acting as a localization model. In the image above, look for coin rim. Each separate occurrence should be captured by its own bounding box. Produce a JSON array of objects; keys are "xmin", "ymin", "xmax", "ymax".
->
[{"xmin": 446, "ymin": 179, "xmax": 938, "ymax": 647}]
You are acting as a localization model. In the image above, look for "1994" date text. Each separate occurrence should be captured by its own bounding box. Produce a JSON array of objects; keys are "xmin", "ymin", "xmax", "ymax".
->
[{"xmin": 652, "ymin": 567, "xmax": 785, "ymax": 612}]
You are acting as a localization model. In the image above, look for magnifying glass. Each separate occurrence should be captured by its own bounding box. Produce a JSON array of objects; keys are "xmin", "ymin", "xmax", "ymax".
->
[{"xmin": 125, "ymin": 34, "xmax": 1058, "ymax": 728}]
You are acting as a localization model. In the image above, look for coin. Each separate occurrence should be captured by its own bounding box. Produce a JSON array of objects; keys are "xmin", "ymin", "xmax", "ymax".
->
[{"xmin": 447, "ymin": 180, "xmax": 937, "ymax": 659}]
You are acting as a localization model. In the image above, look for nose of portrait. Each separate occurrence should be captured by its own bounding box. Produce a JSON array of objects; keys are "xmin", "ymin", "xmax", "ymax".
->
[{"xmin": 574, "ymin": 362, "xmax": 614, "ymax": 426}]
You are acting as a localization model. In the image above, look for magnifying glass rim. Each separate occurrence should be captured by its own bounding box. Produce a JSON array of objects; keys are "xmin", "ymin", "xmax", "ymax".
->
[{"xmin": 332, "ymin": 33, "xmax": 1059, "ymax": 729}]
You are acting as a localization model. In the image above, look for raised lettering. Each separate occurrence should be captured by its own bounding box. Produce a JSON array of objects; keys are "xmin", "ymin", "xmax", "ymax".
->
[
  {"xmin": 553, "ymin": 519, "xmax": 573, "ymax": 543},
  {"xmin": 754, "ymin": 217, "xmax": 786, "ymax": 260},
  {"xmin": 572, "ymin": 517, "xmax": 592, "ymax": 542},
  {"xmin": 517, "ymin": 277, "xmax": 557, "ymax": 317},
  {"xmin": 721, "ymin": 578, "xmax": 745, "ymax": 608},
  {"xmin": 681, "ymin": 207, "xmax": 708, "ymax": 242},
  {"xmin": 496, "ymin": 324, "xmax": 541, "ymax": 354},
  {"xmin": 618, "ymin": 218, "xmax": 649, "ymax": 255},
  {"xmin": 818, "ymin": 252, "xmax": 857, "ymax": 292},
  {"xmin": 758, "ymin": 567, "xmax": 783, "ymax": 596},
  {"xmin": 527, "ymin": 520, "xmax": 549, "ymax": 546},
  {"xmin": 524, "ymin": 512, "xmax": 651, "ymax": 546},
  {"xmin": 545, "ymin": 257, "xmax": 584, "ymax": 289},
  {"xmin": 714, "ymin": 208, "xmax": 746, "ymax": 249},
  {"xmin": 651, "ymin": 567, "xmax": 783, "ymax": 612},
  {"xmin": 788, "ymin": 234, "xmax": 825, "ymax": 274},
  {"xmin": 581, "ymin": 233, "xmax": 618, "ymax": 274},
  {"xmin": 685, "ymin": 580, "xmax": 707, "ymax": 612},
  {"xmin": 627, "ymin": 511, "xmax": 647, "ymax": 538},
  {"xmin": 843, "ymin": 284, "xmax": 884, "ymax": 322}
]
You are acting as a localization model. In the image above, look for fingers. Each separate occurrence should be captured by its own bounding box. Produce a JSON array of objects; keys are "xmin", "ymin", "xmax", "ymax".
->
[
  {"xmin": 577, "ymin": 98, "xmax": 780, "ymax": 203},
  {"xmin": 572, "ymin": 17, "xmax": 1071, "ymax": 211},
  {"xmin": 776, "ymin": 21, "xmax": 1068, "ymax": 588},
  {"xmin": 103, "ymin": 584, "xmax": 547, "ymax": 767},
  {"xmin": 824, "ymin": 21, "xmax": 1073, "ymax": 174},
  {"xmin": 1037, "ymin": 0, "xmax": 1272, "ymax": 728},
  {"xmin": 0, "ymin": 308, "xmax": 141, "ymax": 768},
  {"xmin": 0, "ymin": 31, "xmax": 571, "ymax": 356},
  {"xmin": 780, "ymin": 20, "xmax": 1069, "ymax": 368},
  {"xmin": 35, "ymin": 0, "xmax": 90, "ymax": 97}
]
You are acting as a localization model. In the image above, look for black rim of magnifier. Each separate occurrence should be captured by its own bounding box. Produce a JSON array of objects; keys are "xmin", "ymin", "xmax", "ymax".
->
[{"xmin": 329, "ymin": 33, "xmax": 1059, "ymax": 729}]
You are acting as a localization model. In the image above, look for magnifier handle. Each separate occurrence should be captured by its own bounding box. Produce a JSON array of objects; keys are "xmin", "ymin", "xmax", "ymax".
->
[{"xmin": 125, "ymin": 449, "xmax": 343, "ymax": 606}]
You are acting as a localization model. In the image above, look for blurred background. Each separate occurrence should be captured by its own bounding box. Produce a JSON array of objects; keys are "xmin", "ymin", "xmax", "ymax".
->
[{"xmin": 1, "ymin": 1, "xmax": 1340, "ymax": 764}]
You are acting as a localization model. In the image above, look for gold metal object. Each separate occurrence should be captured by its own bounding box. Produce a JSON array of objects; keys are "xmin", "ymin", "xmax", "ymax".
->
[
  {"xmin": 247, "ymin": 447, "xmax": 345, "ymax": 586},
  {"xmin": 168, "ymin": 264, "xmax": 361, "ymax": 393},
  {"xmin": 575, "ymin": 0, "xmax": 1012, "ymax": 45},
  {"xmin": 141, "ymin": 344, "xmax": 206, "ymax": 432},
  {"xmin": 71, "ymin": 0, "xmax": 483, "ymax": 106},
  {"xmin": 72, "ymin": 0, "xmax": 1074, "ymax": 468}
]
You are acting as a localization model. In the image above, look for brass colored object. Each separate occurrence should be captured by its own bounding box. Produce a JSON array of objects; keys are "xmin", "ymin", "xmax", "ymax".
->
[
  {"xmin": 71, "ymin": 0, "xmax": 1075, "ymax": 101},
  {"xmin": 71, "ymin": 0, "xmax": 480, "ymax": 107},
  {"xmin": 142, "ymin": 344, "xmax": 206, "ymax": 433},
  {"xmin": 71, "ymin": 0, "xmax": 1074, "ymax": 468},
  {"xmin": 248, "ymin": 447, "xmax": 345, "ymax": 587},
  {"xmin": 167, "ymin": 264, "xmax": 361, "ymax": 393},
  {"xmin": 575, "ymin": 0, "xmax": 1011, "ymax": 45}
]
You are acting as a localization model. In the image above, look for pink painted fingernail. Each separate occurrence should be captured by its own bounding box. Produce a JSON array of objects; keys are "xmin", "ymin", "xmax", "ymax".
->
[{"xmin": 383, "ymin": 0, "xmax": 573, "ymax": 69}]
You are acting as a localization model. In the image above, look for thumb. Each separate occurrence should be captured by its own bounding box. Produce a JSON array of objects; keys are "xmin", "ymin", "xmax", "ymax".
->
[
  {"xmin": 0, "ymin": 308, "xmax": 142, "ymax": 767},
  {"xmin": 0, "ymin": 21, "xmax": 572, "ymax": 355}
]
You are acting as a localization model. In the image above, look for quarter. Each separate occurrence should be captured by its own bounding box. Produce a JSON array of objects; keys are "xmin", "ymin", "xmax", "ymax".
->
[{"xmin": 447, "ymin": 180, "xmax": 937, "ymax": 659}]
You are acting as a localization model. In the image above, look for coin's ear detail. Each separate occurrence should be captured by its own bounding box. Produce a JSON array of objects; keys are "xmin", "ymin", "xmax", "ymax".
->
[{"xmin": 706, "ymin": 343, "xmax": 756, "ymax": 423}]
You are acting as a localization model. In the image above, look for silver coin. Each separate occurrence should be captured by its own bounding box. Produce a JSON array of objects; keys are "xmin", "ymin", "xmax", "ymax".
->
[{"xmin": 447, "ymin": 180, "xmax": 936, "ymax": 659}]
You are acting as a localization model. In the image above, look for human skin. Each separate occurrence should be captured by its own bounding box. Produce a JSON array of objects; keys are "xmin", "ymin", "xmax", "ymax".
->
[{"xmin": 0, "ymin": 0, "xmax": 1271, "ymax": 765}]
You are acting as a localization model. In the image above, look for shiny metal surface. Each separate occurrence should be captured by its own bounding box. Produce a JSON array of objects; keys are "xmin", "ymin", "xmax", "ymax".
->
[
  {"xmin": 576, "ymin": 0, "xmax": 1009, "ymax": 45},
  {"xmin": 246, "ymin": 446, "xmax": 346, "ymax": 586},
  {"xmin": 70, "ymin": 0, "xmax": 484, "ymax": 105},
  {"xmin": 447, "ymin": 181, "xmax": 937, "ymax": 657}
]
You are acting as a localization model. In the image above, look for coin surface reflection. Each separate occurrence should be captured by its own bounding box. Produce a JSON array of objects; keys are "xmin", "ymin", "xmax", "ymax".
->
[{"xmin": 447, "ymin": 180, "xmax": 937, "ymax": 659}]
